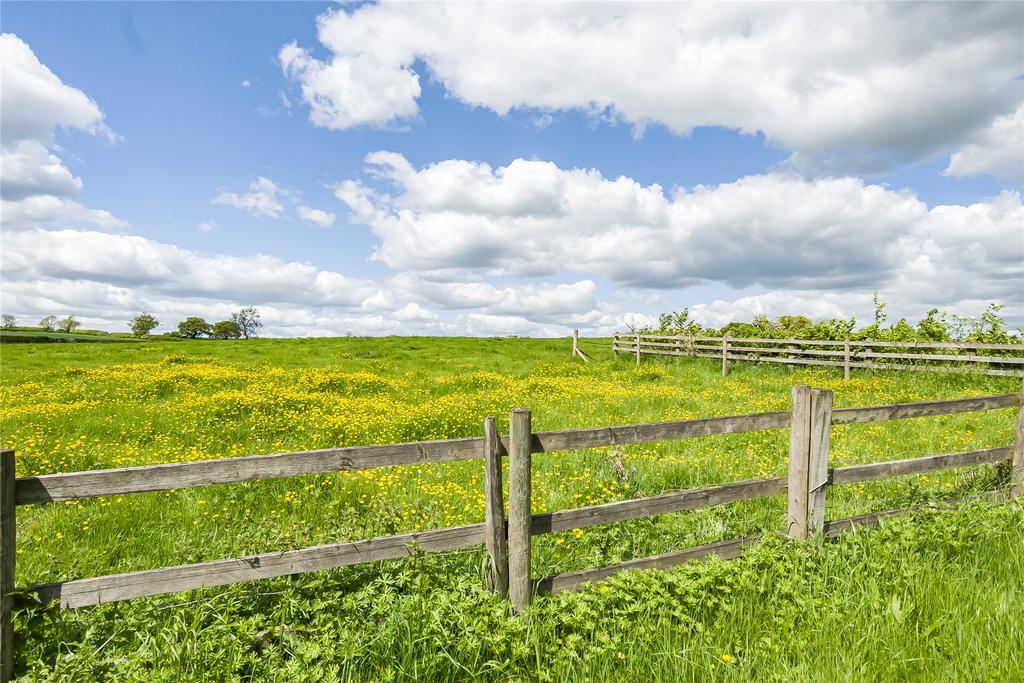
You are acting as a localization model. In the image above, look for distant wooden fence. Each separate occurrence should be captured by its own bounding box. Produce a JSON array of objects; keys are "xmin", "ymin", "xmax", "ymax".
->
[
  {"xmin": 3, "ymin": 387, "xmax": 1024, "ymax": 681},
  {"xmin": 613, "ymin": 333, "xmax": 1024, "ymax": 378}
]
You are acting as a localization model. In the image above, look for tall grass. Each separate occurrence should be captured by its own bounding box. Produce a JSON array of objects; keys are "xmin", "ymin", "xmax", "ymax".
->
[{"xmin": 2, "ymin": 337, "xmax": 1021, "ymax": 681}]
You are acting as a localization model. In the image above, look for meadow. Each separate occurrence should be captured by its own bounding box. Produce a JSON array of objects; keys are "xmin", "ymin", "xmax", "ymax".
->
[{"xmin": 2, "ymin": 337, "xmax": 1022, "ymax": 681}]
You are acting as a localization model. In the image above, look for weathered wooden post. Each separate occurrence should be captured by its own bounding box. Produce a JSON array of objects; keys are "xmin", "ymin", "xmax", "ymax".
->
[
  {"xmin": 721, "ymin": 336, "xmax": 730, "ymax": 377},
  {"xmin": 807, "ymin": 389, "xmax": 833, "ymax": 533},
  {"xmin": 1011, "ymin": 385, "xmax": 1024, "ymax": 498},
  {"xmin": 507, "ymin": 409, "xmax": 532, "ymax": 613},
  {"xmin": 787, "ymin": 386, "xmax": 812, "ymax": 539},
  {"xmin": 843, "ymin": 341, "xmax": 851, "ymax": 380},
  {"xmin": 613, "ymin": 333, "xmax": 619, "ymax": 360},
  {"xmin": 635, "ymin": 333, "xmax": 641, "ymax": 368},
  {"xmin": 0, "ymin": 449, "xmax": 15, "ymax": 683},
  {"xmin": 483, "ymin": 418, "xmax": 509, "ymax": 597},
  {"xmin": 788, "ymin": 388, "xmax": 833, "ymax": 539},
  {"xmin": 571, "ymin": 329, "xmax": 579, "ymax": 359},
  {"xmin": 675, "ymin": 335, "xmax": 682, "ymax": 357}
]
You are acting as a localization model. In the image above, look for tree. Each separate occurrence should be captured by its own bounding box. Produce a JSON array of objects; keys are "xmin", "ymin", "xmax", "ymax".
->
[
  {"xmin": 872, "ymin": 290, "xmax": 888, "ymax": 327},
  {"xmin": 129, "ymin": 313, "xmax": 160, "ymax": 337},
  {"xmin": 177, "ymin": 317, "xmax": 212, "ymax": 339},
  {"xmin": 211, "ymin": 320, "xmax": 242, "ymax": 339},
  {"xmin": 39, "ymin": 315, "xmax": 57, "ymax": 331},
  {"xmin": 916, "ymin": 308, "xmax": 949, "ymax": 342},
  {"xmin": 57, "ymin": 315, "xmax": 80, "ymax": 333},
  {"xmin": 1, "ymin": 314, "xmax": 15, "ymax": 329},
  {"xmin": 231, "ymin": 307, "xmax": 262, "ymax": 339}
]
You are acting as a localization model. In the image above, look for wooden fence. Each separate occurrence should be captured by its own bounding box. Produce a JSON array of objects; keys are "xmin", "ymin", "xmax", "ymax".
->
[
  {"xmin": 2, "ymin": 387, "xmax": 1024, "ymax": 681},
  {"xmin": 612, "ymin": 333, "xmax": 1024, "ymax": 377}
]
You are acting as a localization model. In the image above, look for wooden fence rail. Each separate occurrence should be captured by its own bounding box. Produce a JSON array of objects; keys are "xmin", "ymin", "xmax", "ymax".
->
[
  {"xmin": 2, "ymin": 387, "xmax": 1023, "ymax": 681},
  {"xmin": 612, "ymin": 333, "xmax": 1024, "ymax": 377}
]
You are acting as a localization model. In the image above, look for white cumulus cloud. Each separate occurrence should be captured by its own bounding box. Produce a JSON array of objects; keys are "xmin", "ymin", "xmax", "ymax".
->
[
  {"xmin": 297, "ymin": 205, "xmax": 336, "ymax": 227},
  {"xmin": 335, "ymin": 151, "xmax": 1023, "ymax": 324},
  {"xmin": 212, "ymin": 177, "xmax": 285, "ymax": 218},
  {"xmin": 944, "ymin": 104, "xmax": 1024, "ymax": 182},
  {"xmin": 0, "ymin": 33, "xmax": 125, "ymax": 231},
  {"xmin": 282, "ymin": 2, "xmax": 1023, "ymax": 175}
]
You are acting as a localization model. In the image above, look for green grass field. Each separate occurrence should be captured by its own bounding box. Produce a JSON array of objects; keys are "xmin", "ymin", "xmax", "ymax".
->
[{"xmin": 2, "ymin": 337, "xmax": 1022, "ymax": 681}]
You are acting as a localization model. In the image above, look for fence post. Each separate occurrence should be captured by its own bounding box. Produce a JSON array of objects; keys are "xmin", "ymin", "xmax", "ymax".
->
[
  {"xmin": 613, "ymin": 334, "xmax": 619, "ymax": 360},
  {"xmin": 807, "ymin": 389, "xmax": 833, "ymax": 534},
  {"xmin": 721, "ymin": 336, "xmax": 730, "ymax": 376},
  {"xmin": 843, "ymin": 341, "xmax": 851, "ymax": 380},
  {"xmin": 675, "ymin": 336, "xmax": 682, "ymax": 357},
  {"xmin": 571, "ymin": 329, "xmax": 579, "ymax": 359},
  {"xmin": 1, "ymin": 449, "xmax": 15, "ymax": 683},
  {"xmin": 787, "ymin": 386, "xmax": 812, "ymax": 540},
  {"xmin": 1011, "ymin": 385, "xmax": 1024, "ymax": 498},
  {"xmin": 788, "ymin": 388, "xmax": 833, "ymax": 539},
  {"xmin": 508, "ymin": 409, "xmax": 532, "ymax": 613},
  {"xmin": 483, "ymin": 418, "xmax": 509, "ymax": 597},
  {"xmin": 635, "ymin": 334, "xmax": 641, "ymax": 368}
]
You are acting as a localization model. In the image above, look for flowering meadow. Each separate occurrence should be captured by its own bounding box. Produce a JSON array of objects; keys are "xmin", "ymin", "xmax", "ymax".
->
[{"xmin": 2, "ymin": 337, "xmax": 1022, "ymax": 681}]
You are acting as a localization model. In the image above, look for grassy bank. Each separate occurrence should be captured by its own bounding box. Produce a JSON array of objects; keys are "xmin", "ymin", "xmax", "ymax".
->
[{"xmin": 2, "ymin": 337, "xmax": 1021, "ymax": 680}]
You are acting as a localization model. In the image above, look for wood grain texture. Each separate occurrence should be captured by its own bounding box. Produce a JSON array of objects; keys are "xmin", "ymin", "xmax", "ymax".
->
[
  {"xmin": 507, "ymin": 409, "xmax": 533, "ymax": 613},
  {"xmin": 483, "ymin": 417, "xmax": 509, "ymax": 597},
  {"xmin": 787, "ymin": 385, "xmax": 812, "ymax": 540},
  {"xmin": 621, "ymin": 333, "xmax": 1024, "ymax": 351},
  {"xmin": 530, "ymin": 476, "xmax": 786, "ymax": 535},
  {"xmin": 29, "ymin": 523, "xmax": 485, "ymax": 609},
  {"xmin": 535, "ymin": 535, "xmax": 760, "ymax": 593},
  {"xmin": 17, "ymin": 393, "xmax": 1015, "ymax": 507},
  {"xmin": 529, "ymin": 411, "xmax": 791, "ymax": 453},
  {"xmin": 831, "ymin": 446, "xmax": 1011, "ymax": 486},
  {"xmin": 861, "ymin": 351, "xmax": 1024, "ymax": 364},
  {"xmin": 621, "ymin": 344, "xmax": 1022, "ymax": 376},
  {"xmin": 831, "ymin": 394, "xmax": 1018, "ymax": 425},
  {"xmin": 1008, "ymin": 385, "xmax": 1023, "ymax": 498},
  {"xmin": 14, "ymin": 411, "xmax": 789, "ymax": 506},
  {"xmin": 0, "ymin": 451, "xmax": 14, "ymax": 683},
  {"xmin": 16, "ymin": 437, "xmax": 485, "ymax": 505},
  {"xmin": 807, "ymin": 389, "xmax": 833, "ymax": 535}
]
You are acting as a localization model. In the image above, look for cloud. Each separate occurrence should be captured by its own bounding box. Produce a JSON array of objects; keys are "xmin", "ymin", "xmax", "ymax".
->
[
  {"xmin": 0, "ymin": 194, "xmax": 128, "ymax": 231},
  {"xmin": 241, "ymin": 79, "xmax": 251, "ymax": 88},
  {"xmin": 282, "ymin": 3, "xmax": 1023, "ymax": 175},
  {"xmin": 0, "ymin": 33, "xmax": 116, "ymax": 145},
  {"xmin": 0, "ymin": 226, "xmax": 629, "ymax": 336},
  {"xmin": 197, "ymin": 220, "xmax": 216, "ymax": 233},
  {"xmin": 297, "ymin": 205, "xmax": 336, "ymax": 227},
  {"xmin": 0, "ymin": 33, "xmax": 125, "ymax": 231},
  {"xmin": 279, "ymin": 37, "xmax": 421, "ymax": 130},
  {"xmin": 212, "ymin": 177, "xmax": 285, "ymax": 218},
  {"xmin": 943, "ymin": 104, "xmax": 1024, "ymax": 182},
  {"xmin": 335, "ymin": 151, "xmax": 1022, "ymax": 324}
]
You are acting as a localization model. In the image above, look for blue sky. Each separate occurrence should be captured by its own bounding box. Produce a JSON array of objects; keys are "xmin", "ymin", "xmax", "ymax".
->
[{"xmin": 2, "ymin": 2, "xmax": 1022, "ymax": 336}]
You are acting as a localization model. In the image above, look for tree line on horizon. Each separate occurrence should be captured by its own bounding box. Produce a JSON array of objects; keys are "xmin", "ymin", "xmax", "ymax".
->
[
  {"xmin": 635, "ymin": 295, "xmax": 1021, "ymax": 345},
  {"xmin": 0, "ymin": 307, "xmax": 263, "ymax": 340}
]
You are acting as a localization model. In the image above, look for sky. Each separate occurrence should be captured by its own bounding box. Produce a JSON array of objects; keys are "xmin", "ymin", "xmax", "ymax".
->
[{"xmin": 1, "ymin": 1, "xmax": 1022, "ymax": 338}]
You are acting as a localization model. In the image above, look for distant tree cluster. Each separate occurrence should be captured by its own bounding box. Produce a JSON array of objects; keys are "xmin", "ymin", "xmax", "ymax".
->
[
  {"xmin": 35, "ymin": 315, "xmax": 81, "ymax": 333},
  {"xmin": 170, "ymin": 308, "xmax": 260, "ymax": 339},
  {"xmin": 639, "ymin": 294, "xmax": 1021, "ymax": 346},
  {"xmin": 0, "ymin": 308, "xmax": 263, "ymax": 341}
]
